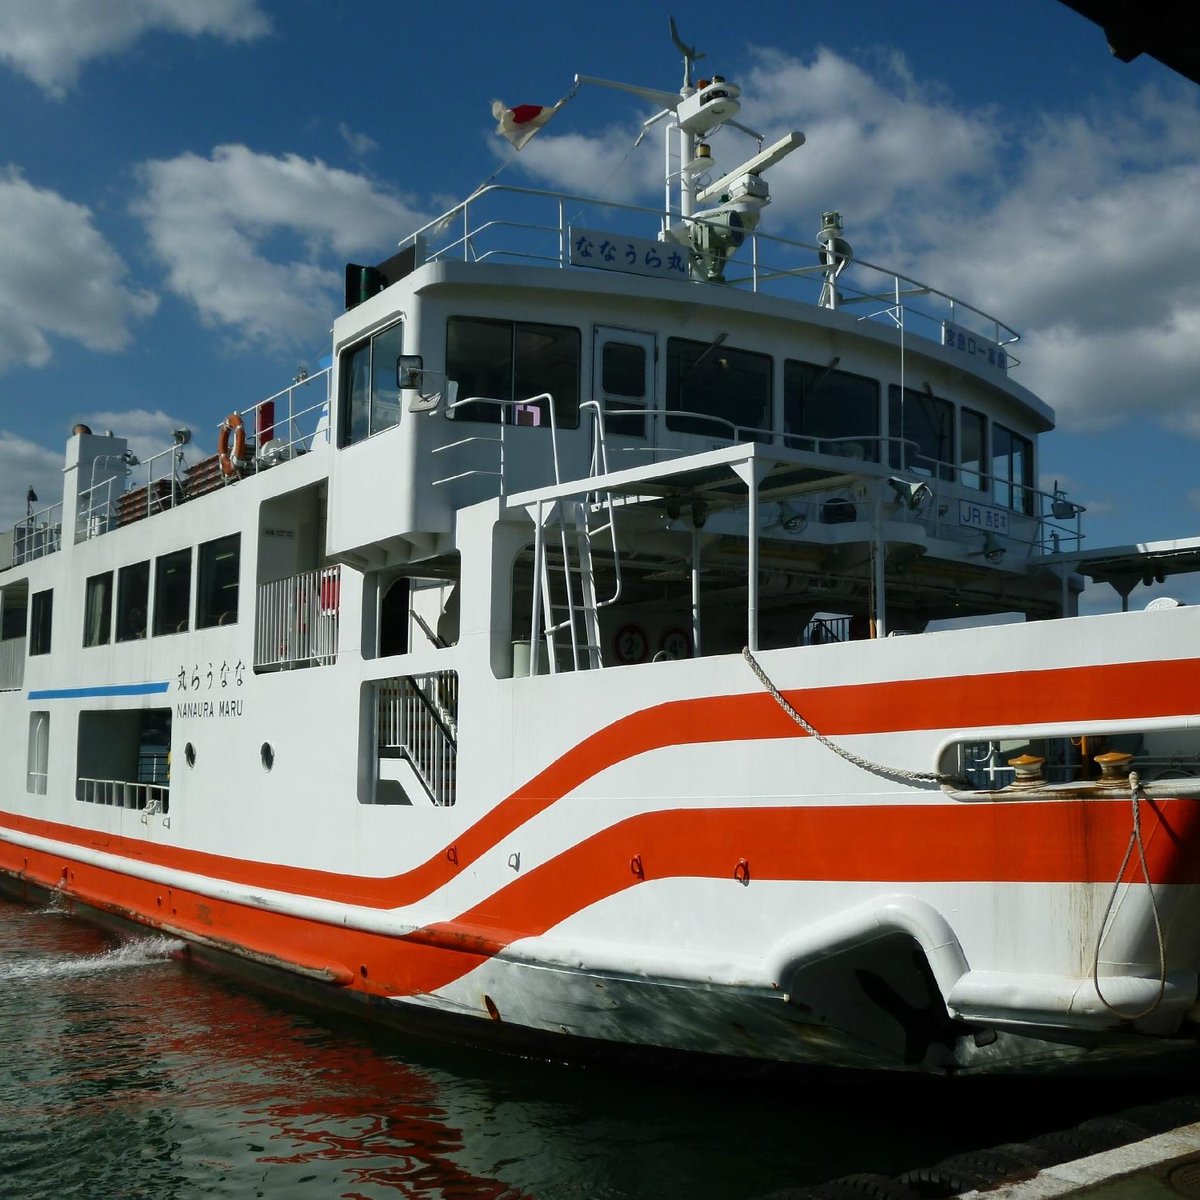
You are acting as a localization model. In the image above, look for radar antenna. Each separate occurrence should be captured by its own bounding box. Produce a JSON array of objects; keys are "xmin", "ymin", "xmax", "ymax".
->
[{"xmin": 668, "ymin": 15, "xmax": 704, "ymax": 89}]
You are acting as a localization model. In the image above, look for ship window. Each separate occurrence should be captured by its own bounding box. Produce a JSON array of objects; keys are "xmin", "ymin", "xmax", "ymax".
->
[
  {"xmin": 993, "ymin": 423, "xmax": 1034, "ymax": 514},
  {"xmin": 27, "ymin": 711, "xmax": 49, "ymax": 795},
  {"xmin": 29, "ymin": 589, "xmax": 52, "ymax": 655},
  {"xmin": 665, "ymin": 337, "xmax": 771, "ymax": 442},
  {"xmin": 339, "ymin": 319, "xmax": 404, "ymax": 446},
  {"xmin": 116, "ymin": 561, "xmax": 150, "ymax": 642},
  {"xmin": 961, "ymin": 408, "xmax": 988, "ymax": 492},
  {"xmin": 888, "ymin": 385, "xmax": 955, "ymax": 480},
  {"xmin": 783, "ymin": 359, "xmax": 879, "ymax": 459},
  {"xmin": 446, "ymin": 317, "xmax": 580, "ymax": 429},
  {"xmin": 197, "ymin": 533, "xmax": 240, "ymax": 628},
  {"xmin": 1, "ymin": 587, "xmax": 26, "ymax": 641},
  {"xmin": 83, "ymin": 572, "xmax": 113, "ymax": 647},
  {"xmin": 601, "ymin": 341, "xmax": 647, "ymax": 437},
  {"xmin": 153, "ymin": 548, "xmax": 192, "ymax": 636}
]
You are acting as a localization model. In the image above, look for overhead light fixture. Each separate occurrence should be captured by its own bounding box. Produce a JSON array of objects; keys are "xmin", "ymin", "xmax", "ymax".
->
[
  {"xmin": 887, "ymin": 476, "xmax": 932, "ymax": 512},
  {"xmin": 1049, "ymin": 480, "xmax": 1080, "ymax": 520},
  {"xmin": 778, "ymin": 501, "xmax": 806, "ymax": 532},
  {"xmin": 979, "ymin": 533, "xmax": 1007, "ymax": 563},
  {"xmin": 171, "ymin": 428, "xmax": 191, "ymax": 446}
]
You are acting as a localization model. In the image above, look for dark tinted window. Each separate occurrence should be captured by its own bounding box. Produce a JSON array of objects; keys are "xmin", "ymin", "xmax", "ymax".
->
[
  {"xmin": 197, "ymin": 534, "xmax": 240, "ymax": 628},
  {"xmin": 888, "ymin": 385, "xmax": 955, "ymax": 480},
  {"xmin": 783, "ymin": 360, "xmax": 879, "ymax": 459},
  {"xmin": 961, "ymin": 408, "xmax": 988, "ymax": 492},
  {"xmin": 446, "ymin": 317, "xmax": 580, "ymax": 428},
  {"xmin": 153, "ymin": 549, "xmax": 191, "ymax": 636},
  {"xmin": 339, "ymin": 320, "xmax": 404, "ymax": 446},
  {"xmin": 665, "ymin": 337, "xmax": 771, "ymax": 441},
  {"xmin": 83, "ymin": 572, "xmax": 112, "ymax": 647},
  {"xmin": 30, "ymin": 589, "xmax": 52, "ymax": 655},
  {"xmin": 117, "ymin": 561, "xmax": 150, "ymax": 642},
  {"xmin": 994, "ymin": 424, "xmax": 1034, "ymax": 514}
]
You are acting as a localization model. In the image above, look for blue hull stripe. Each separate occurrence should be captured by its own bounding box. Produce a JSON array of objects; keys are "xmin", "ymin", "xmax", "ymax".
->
[{"xmin": 28, "ymin": 682, "xmax": 171, "ymax": 700}]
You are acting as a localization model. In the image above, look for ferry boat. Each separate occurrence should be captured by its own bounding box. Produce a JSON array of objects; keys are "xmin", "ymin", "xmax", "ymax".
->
[{"xmin": 4, "ymin": 30, "xmax": 1200, "ymax": 1075}]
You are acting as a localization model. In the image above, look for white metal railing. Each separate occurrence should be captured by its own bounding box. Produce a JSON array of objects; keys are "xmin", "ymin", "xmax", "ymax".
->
[
  {"xmin": 433, "ymin": 392, "xmax": 564, "ymax": 494},
  {"xmin": 76, "ymin": 777, "xmax": 170, "ymax": 813},
  {"xmin": 10, "ymin": 504, "xmax": 63, "ymax": 565},
  {"xmin": 225, "ymin": 366, "xmax": 332, "ymax": 470},
  {"xmin": 0, "ymin": 638, "xmax": 24, "ymax": 691},
  {"xmin": 401, "ymin": 184, "xmax": 1020, "ymax": 359},
  {"xmin": 377, "ymin": 672, "xmax": 458, "ymax": 807},
  {"xmin": 254, "ymin": 565, "xmax": 340, "ymax": 670}
]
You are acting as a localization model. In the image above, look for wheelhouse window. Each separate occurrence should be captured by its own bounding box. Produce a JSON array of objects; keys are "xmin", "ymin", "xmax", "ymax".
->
[
  {"xmin": 197, "ymin": 533, "xmax": 240, "ymax": 628},
  {"xmin": 888, "ymin": 385, "xmax": 955, "ymax": 480},
  {"xmin": 116, "ymin": 561, "xmax": 150, "ymax": 642},
  {"xmin": 961, "ymin": 408, "xmax": 988, "ymax": 492},
  {"xmin": 30, "ymin": 589, "xmax": 53, "ymax": 655},
  {"xmin": 783, "ymin": 359, "xmax": 879, "ymax": 459},
  {"xmin": 153, "ymin": 548, "xmax": 192, "ymax": 636},
  {"xmin": 83, "ymin": 572, "xmax": 113, "ymax": 647},
  {"xmin": 665, "ymin": 337, "xmax": 771, "ymax": 441},
  {"xmin": 339, "ymin": 319, "xmax": 404, "ymax": 446},
  {"xmin": 993, "ymin": 423, "xmax": 1034, "ymax": 514},
  {"xmin": 446, "ymin": 317, "xmax": 580, "ymax": 428}
]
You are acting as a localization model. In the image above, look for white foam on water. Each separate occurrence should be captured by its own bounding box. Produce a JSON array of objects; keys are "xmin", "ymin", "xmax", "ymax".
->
[{"xmin": 0, "ymin": 935, "xmax": 186, "ymax": 982}]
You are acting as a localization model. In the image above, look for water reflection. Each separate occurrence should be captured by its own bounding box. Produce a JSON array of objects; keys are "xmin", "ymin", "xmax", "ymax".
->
[{"xmin": 3, "ymin": 895, "xmax": 1199, "ymax": 1200}]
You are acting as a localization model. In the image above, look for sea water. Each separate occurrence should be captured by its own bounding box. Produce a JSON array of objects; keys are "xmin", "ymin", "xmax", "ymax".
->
[{"xmin": 0, "ymin": 894, "xmax": 1194, "ymax": 1200}]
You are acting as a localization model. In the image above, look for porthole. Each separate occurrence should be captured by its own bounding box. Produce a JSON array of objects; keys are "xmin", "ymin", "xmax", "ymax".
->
[
  {"xmin": 184, "ymin": 742, "xmax": 196, "ymax": 768},
  {"xmin": 260, "ymin": 742, "xmax": 274, "ymax": 772}
]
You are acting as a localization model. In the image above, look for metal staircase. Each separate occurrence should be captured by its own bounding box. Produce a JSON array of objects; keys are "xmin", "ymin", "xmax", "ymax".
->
[{"xmin": 526, "ymin": 407, "xmax": 622, "ymax": 673}]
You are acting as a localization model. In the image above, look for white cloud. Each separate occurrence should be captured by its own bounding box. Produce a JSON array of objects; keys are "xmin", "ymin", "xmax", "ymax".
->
[
  {"xmin": 338, "ymin": 124, "xmax": 379, "ymax": 160},
  {"xmin": 0, "ymin": 432, "xmax": 64, "ymax": 534},
  {"xmin": 0, "ymin": 0, "xmax": 270, "ymax": 97},
  {"xmin": 134, "ymin": 145, "xmax": 427, "ymax": 350},
  {"xmin": 896, "ymin": 83, "xmax": 1200, "ymax": 434},
  {"xmin": 0, "ymin": 167, "xmax": 158, "ymax": 373}
]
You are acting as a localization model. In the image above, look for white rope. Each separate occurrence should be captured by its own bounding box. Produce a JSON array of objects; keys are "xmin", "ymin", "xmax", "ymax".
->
[
  {"xmin": 740, "ymin": 646, "xmax": 958, "ymax": 786},
  {"xmin": 1091, "ymin": 771, "xmax": 1168, "ymax": 1021}
]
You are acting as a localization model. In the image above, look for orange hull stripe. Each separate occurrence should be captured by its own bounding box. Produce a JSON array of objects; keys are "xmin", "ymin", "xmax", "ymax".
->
[{"xmin": 3, "ymin": 655, "xmax": 1200, "ymax": 909}]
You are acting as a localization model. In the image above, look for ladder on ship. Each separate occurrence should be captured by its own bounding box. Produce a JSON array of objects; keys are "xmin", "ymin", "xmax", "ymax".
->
[{"xmin": 526, "ymin": 411, "xmax": 622, "ymax": 673}]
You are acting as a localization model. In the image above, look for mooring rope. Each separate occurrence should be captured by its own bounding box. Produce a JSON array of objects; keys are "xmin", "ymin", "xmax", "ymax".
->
[
  {"xmin": 1091, "ymin": 770, "xmax": 1168, "ymax": 1021},
  {"xmin": 740, "ymin": 646, "xmax": 959, "ymax": 786}
]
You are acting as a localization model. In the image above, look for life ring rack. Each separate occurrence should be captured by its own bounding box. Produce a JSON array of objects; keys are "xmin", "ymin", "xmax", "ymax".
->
[{"xmin": 218, "ymin": 412, "xmax": 247, "ymax": 477}]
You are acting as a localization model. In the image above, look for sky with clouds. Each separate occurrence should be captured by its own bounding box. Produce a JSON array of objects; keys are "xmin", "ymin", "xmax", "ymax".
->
[{"xmin": 0, "ymin": 0, "xmax": 1197, "ymax": 608}]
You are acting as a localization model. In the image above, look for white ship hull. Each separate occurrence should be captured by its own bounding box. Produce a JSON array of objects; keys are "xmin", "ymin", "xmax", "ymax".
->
[{"xmin": 4, "ymin": 43, "xmax": 1200, "ymax": 1075}]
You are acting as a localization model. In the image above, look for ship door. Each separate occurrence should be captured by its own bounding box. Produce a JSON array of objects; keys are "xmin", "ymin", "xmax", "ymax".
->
[{"xmin": 592, "ymin": 327, "xmax": 657, "ymax": 457}]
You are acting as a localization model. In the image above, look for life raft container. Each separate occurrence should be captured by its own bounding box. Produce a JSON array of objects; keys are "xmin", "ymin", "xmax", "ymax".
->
[{"xmin": 217, "ymin": 413, "xmax": 246, "ymax": 477}]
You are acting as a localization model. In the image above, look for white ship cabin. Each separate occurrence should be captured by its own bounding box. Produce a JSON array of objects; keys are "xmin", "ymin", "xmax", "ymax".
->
[{"xmin": 5, "ymin": 68, "xmax": 1199, "ymax": 815}]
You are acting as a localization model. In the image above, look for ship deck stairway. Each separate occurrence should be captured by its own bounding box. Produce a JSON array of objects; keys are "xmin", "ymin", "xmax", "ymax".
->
[{"xmin": 525, "ymin": 408, "xmax": 622, "ymax": 673}]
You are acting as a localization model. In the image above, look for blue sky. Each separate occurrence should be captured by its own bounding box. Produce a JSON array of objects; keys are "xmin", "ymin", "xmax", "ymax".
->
[{"xmin": 1, "ymin": 0, "xmax": 1197, "ymax": 610}]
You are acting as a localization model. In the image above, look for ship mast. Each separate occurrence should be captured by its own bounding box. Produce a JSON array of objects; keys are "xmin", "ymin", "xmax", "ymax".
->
[{"xmin": 574, "ymin": 17, "xmax": 803, "ymax": 278}]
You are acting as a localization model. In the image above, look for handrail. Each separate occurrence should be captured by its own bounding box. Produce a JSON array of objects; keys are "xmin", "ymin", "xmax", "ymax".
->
[
  {"xmin": 377, "ymin": 672, "xmax": 458, "ymax": 807},
  {"xmin": 254, "ymin": 565, "xmax": 340, "ymax": 671},
  {"xmin": 402, "ymin": 183, "xmax": 1021, "ymax": 354},
  {"xmin": 10, "ymin": 503, "xmax": 63, "ymax": 565},
  {"xmin": 433, "ymin": 392, "xmax": 562, "ymax": 493},
  {"xmin": 76, "ymin": 776, "xmax": 170, "ymax": 813}
]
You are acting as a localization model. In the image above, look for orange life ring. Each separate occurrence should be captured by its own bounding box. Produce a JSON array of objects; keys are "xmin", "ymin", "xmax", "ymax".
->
[{"xmin": 218, "ymin": 413, "xmax": 246, "ymax": 476}]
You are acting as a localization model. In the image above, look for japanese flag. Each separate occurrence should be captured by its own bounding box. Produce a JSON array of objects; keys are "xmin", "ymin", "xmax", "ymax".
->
[{"xmin": 491, "ymin": 97, "xmax": 566, "ymax": 150}]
